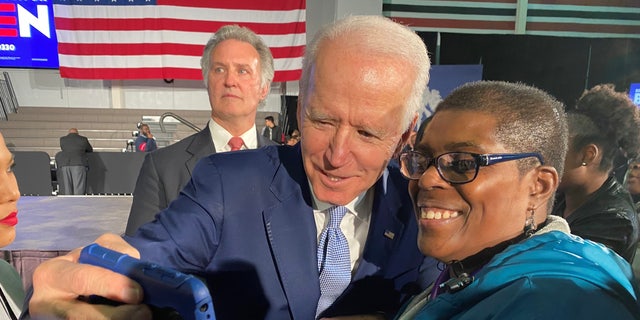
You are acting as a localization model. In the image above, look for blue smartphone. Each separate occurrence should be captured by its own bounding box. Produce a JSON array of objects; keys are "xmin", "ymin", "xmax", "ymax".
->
[{"xmin": 79, "ymin": 243, "xmax": 215, "ymax": 320}]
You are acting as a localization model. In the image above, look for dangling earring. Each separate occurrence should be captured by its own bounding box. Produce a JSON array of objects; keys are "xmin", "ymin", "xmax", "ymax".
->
[{"xmin": 523, "ymin": 208, "xmax": 536, "ymax": 237}]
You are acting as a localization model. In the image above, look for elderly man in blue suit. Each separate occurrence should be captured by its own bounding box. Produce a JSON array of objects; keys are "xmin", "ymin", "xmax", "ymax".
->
[{"xmin": 28, "ymin": 16, "xmax": 438, "ymax": 320}]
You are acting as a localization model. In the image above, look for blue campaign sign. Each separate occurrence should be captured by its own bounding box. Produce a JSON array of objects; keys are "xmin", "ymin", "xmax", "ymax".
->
[
  {"xmin": 630, "ymin": 83, "xmax": 640, "ymax": 107},
  {"xmin": 420, "ymin": 64, "xmax": 483, "ymax": 121},
  {"xmin": 0, "ymin": 0, "xmax": 59, "ymax": 69}
]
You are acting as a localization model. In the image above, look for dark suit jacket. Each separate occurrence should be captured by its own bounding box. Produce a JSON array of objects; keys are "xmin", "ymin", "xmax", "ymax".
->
[
  {"xmin": 56, "ymin": 133, "xmax": 93, "ymax": 167},
  {"xmin": 263, "ymin": 125, "xmax": 283, "ymax": 144},
  {"xmin": 125, "ymin": 145, "xmax": 434, "ymax": 319},
  {"xmin": 125, "ymin": 125, "xmax": 276, "ymax": 235}
]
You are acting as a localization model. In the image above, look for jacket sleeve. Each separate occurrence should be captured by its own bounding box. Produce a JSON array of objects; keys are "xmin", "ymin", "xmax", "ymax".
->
[
  {"xmin": 275, "ymin": 126, "xmax": 284, "ymax": 144},
  {"xmin": 84, "ymin": 137, "xmax": 93, "ymax": 153},
  {"xmin": 446, "ymin": 276, "xmax": 640, "ymax": 320},
  {"xmin": 499, "ymin": 277, "xmax": 640, "ymax": 319},
  {"xmin": 134, "ymin": 136, "xmax": 144, "ymax": 151},
  {"xmin": 125, "ymin": 155, "xmax": 223, "ymax": 273},
  {"xmin": 147, "ymin": 137, "xmax": 157, "ymax": 151},
  {"xmin": 125, "ymin": 152, "xmax": 165, "ymax": 236},
  {"xmin": 569, "ymin": 206, "xmax": 638, "ymax": 262}
]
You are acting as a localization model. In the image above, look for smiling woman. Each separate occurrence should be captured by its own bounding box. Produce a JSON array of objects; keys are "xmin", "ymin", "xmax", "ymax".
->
[
  {"xmin": 0, "ymin": 132, "xmax": 24, "ymax": 320},
  {"xmin": 396, "ymin": 81, "xmax": 640, "ymax": 320}
]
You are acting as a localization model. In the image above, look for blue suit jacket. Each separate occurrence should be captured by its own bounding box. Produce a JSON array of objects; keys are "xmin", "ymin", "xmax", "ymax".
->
[{"xmin": 125, "ymin": 144, "xmax": 435, "ymax": 319}]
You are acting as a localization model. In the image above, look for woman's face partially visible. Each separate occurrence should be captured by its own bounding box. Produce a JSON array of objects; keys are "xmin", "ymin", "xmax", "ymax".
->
[
  {"xmin": 627, "ymin": 161, "xmax": 640, "ymax": 196},
  {"xmin": 409, "ymin": 110, "xmax": 533, "ymax": 262},
  {"xmin": 0, "ymin": 133, "xmax": 20, "ymax": 247}
]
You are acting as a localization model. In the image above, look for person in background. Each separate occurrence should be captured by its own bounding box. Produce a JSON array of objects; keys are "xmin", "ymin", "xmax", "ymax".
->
[
  {"xmin": 625, "ymin": 158, "xmax": 640, "ymax": 212},
  {"xmin": 125, "ymin": 25, "xmax": 277, "ymax": 235},
  {"xmin": 396, "ymin": 80, "xmax": 640, "ymax": 319},
  {"xmin": 134, "ymin": 123, "xmax": 157, "ymax": 153},
  {"xmin": 624, "ymin": 158, "xmax": 640, "ymax": 280},
  {"xmin": 552, "ymin": 84, "xmax": 640, "ymax": 263},
  {"xmin": 262, "ymin": 115, "xmax": 283, "ymax": 144},
  {"xmin": 55, "ymin": 128, "xmax": 93, "ymax": 195},
  {"xmin": 27, "ymin": 15, "xmax": 439, "ymax": 319},
  {"xmin": 286, "ymin": 128, "xmax": 300, "ymax": 146},
  {"xmin": 0, "ymin": 132, "xmax": 25, "ymax": 319}
]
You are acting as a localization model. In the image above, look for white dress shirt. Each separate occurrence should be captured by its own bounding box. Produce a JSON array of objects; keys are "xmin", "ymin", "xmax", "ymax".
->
[{"xmin": 208, "ymin": 119, "xmax": 258, "ymax": 152}]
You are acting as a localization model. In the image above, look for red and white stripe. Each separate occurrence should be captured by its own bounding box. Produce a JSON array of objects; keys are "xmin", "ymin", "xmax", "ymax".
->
[{"xmin": 53, "ymin": 0, "xmax": 306, "ymax": 81}]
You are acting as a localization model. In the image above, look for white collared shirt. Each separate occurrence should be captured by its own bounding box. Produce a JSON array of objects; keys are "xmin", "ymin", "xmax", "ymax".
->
[
  {"xmin": 312, "ymin": 186, "xmax": 373, "ymax": 275},
  {"xmin": 208, "ymin": 119, "xmax": 258, "ymax": 152}
]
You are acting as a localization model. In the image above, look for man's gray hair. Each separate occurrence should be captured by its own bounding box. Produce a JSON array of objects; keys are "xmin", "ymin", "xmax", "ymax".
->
[
  {"xmin": 299, "ymin": 15, "xmax": 431, "ymax": 130},
  {"xmin": 200, "ymin": 25, "xmax": 275, "ymax": 91}
]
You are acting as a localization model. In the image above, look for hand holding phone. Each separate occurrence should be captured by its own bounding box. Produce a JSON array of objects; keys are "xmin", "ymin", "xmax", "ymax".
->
[{"xmin": 79, "ymin": 243, "xmax": 216, "ymax": 320}]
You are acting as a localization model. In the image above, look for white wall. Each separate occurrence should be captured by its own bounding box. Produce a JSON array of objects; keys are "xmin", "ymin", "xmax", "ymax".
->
[
  {"xmin": 1, "ymin": 1, "xmax": 382, "ymax": 111},
  {"xmin": 1, "ymin": 68, "xmax": 282, "ymax": 112},
  {"xmin": 335, "ymin": 0, "xmax": 382, "ymax": 19},
  {"xmin": 1, "ymin": 68, "xmax": 109, "ymax": 108}
]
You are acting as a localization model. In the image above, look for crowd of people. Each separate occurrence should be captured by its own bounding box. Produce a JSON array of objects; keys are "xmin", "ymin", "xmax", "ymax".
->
[{"xmin": 2, "ymin": 14, "xmax": 640, "ymax": 320}]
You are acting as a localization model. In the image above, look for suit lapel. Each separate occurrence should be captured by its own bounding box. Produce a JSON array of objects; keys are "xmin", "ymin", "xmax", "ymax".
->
[
  {"xmin": 354, "ymin": 170, "xmax": 406, "ymax": 280},
  {"xmin": 185, "ymin": 127, "xmax": 215, "ymax": 176},
  {"xmin": 263, "ymin": 146, "xmax": 319, "ymax": 318}
]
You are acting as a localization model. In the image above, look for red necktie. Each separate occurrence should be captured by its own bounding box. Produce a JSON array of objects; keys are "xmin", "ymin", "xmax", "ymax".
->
[{"xmin": 228, "ymin": 136, "xmax": 244, "ymax": 151}]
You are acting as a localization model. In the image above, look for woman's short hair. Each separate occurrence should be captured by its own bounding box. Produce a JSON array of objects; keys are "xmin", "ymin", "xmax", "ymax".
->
[{"xmin": 433, "ymin": 81, "xmax": 568, "ymax": 178}]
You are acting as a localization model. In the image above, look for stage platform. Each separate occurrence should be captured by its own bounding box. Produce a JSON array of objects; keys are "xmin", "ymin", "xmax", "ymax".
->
[
  {"xmin": 6, "ymin": 195, "xmax": 132, "ymax": 250},
  {"xmin": 3, "ymin": 195, "xmax": 132, "ymax": 290}
]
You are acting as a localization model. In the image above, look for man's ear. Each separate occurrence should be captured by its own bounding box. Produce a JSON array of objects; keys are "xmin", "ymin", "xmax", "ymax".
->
[
  {"xmin": 401, "ymin": 116, "xmax": 419, "ymax": 144},
  {"xmin": 392, "ymin": 114, "xmax": 418, "ymax": 158},
  {"xmin": 296, "ymin": 99, "xmax": 303, "ymax": 126},
  {"xmin": 260, "ymin": 83, "xmax": 270, "ymax": 101},
  {"xmin": 530, "ymin": 165, "xmax": 559, "ymax": 209}
]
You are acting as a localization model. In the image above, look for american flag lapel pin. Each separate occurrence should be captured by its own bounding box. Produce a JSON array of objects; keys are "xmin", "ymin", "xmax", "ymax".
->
[{"xmin": 384, "ymin": 230, "xmax": 395, "ymax": 240}]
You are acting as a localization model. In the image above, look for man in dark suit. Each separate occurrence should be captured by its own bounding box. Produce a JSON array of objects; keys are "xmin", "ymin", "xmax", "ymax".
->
[
  {"xmin": 28, "ymin": 16, "xmax": 438, "ymax": 319},
  {"xmin": 262, "ymin": 115, "xmax": 283, "ymax": 144},
  {"xmin": 125, "ymin": 24, "xmax": 278, "ymax": 235},
  {"xmin": 55, "ymin": 128, "xmax": 93, "ymax": 195}
]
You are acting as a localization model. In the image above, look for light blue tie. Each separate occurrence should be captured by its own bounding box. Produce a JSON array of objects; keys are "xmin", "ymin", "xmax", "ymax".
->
[{"xmin": 316, "ymin": 205, "xmax": 351, "ymax": 317}]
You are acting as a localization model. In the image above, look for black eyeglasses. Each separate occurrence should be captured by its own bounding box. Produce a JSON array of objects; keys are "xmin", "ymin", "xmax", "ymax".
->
[{"xmin": 399, "ymin": 151, "xmax": 545, "ymax": 184}]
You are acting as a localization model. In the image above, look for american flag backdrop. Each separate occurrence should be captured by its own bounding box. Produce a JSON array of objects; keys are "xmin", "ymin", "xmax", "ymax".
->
[{"xmin": 52, "ymin": 0, "xmax": 306, "ymax": 82}]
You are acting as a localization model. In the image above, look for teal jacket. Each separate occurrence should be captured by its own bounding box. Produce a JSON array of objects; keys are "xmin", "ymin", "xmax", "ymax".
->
[
  {"xmin": 0, "ymin": 259, "xmax": 24, "ymax": 319},
  {"xmin": 398, "ymin": 227, "xmax": 640, "ymax": 319}
]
